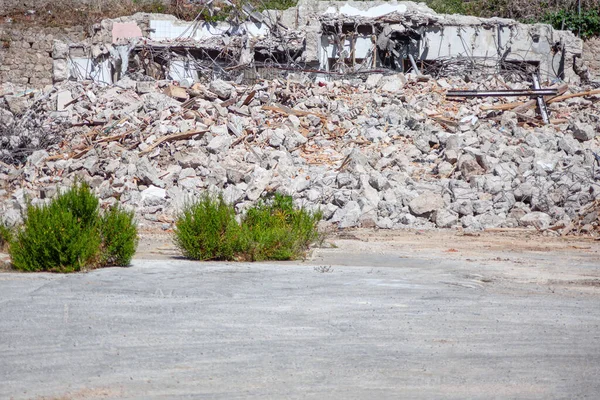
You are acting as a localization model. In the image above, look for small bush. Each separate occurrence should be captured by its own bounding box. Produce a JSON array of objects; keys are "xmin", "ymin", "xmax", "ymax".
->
[
  {"xmin": 99, "ymin": 206, "xmax": 138, "ymax": 266},
  {"xmin": 10, "ymin": 202, "xmax": 101, "ymax": 273},
  {"xmin": 0, "ymin": 223, "xmax": 14, "ymax": 252},
  {"xmin": 174, "ymin": 194, "xmax": 243, "ymax": 261},
  {"xmin": 8, "ymin": 182, "xmax": 138, "ymax": 273},
  {"xmin": 241, "ymin": 193, "xmax": 322, "ymax": 261},
  {"xmin": 173, "ymin": 193, "xmax": 321, "ymax": 262}
]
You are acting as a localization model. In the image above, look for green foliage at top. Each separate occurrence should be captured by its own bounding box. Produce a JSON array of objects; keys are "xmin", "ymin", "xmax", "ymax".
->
[
  {"xmin": 256, "ymin": 0, "xmax": 297, "ymax": 11},
  {"xmin": 542, "ymin": 9, "xmax": 600, "ymax": 39},
  {"xmin": 8, "ymin": 182, "xmax": 138, "ymax": 273},
  {"xmin": 423, "ymin": 0, "xmax": 600, "ymax": 38},
  {"xmin": 424, "ymin": 0, "xmax": 469, "ymax": 15},
  {"xmin": 174, "ymin": 192, "xmax": 322, "ymax": 262}
]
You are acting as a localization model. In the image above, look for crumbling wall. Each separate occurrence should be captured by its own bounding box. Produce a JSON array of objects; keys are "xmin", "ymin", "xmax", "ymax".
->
[
  {"xmin": 583, "ymin": 38, "xmax": 600, "ymax": 80},
  {"xmin": 0, "ymin": 0, "xmax": 49, "ymax": 14},
  {"xmin": 0, "ymin": 25, "xmax": 85, "ymax": 86}
]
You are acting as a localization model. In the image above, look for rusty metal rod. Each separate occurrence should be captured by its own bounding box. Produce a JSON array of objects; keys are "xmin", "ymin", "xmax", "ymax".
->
[{"xmin": 447, "ymin": 89, "xmax": 558, "ymax": 97}]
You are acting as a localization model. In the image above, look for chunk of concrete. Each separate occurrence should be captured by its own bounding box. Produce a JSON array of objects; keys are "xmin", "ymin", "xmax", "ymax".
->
[
  {"xmin": 207, "ymin": 135, "xmax": 232, "ymax": 154},
  {"xmin": 141, "ymin": 185, "xmax": 167, "ymax": 206},
  {"xmin": 209, "ymin": 80, "xmax": 234, "ymax": 100},
  {"xmin": 570, "ymin": 122, "xmax": 597, "ymax": 141},
  {"xmin": 519, "ymin": 212, "xmax": 552, "ymax": 229},
  {"xmin": 408, "ymin": 192, "xmax": 444, "ymax": 217}
]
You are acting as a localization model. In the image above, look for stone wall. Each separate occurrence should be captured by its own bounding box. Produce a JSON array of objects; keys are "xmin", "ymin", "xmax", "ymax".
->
[
  {"xmin": 583, "ymin": 37, "xmax": 600, "ymax": 80},
  {"xmin": 0, "ymin": 0, "xmax": 49, "ymax": 14},
  {"xmin": 0, "ymin": 25, "xmax": 85, "ymax": 86}
]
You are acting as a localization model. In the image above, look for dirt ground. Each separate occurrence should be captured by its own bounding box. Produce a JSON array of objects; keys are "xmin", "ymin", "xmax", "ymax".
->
[
  {"xmin": 135, "ymin": 227, "xmax": 600, "ymax": 291},
  {"xmin": 137, "ymin": 227, "xmax": 600, "ymax": 265}
]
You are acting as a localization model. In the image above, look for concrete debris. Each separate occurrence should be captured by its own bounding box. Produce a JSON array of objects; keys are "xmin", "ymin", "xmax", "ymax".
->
[{"xmin": 1, "ymin": 67, "xmax": 600, "ymax": 237}]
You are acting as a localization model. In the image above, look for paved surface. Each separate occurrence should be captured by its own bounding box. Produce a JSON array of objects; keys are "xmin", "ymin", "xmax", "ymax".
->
[{"xmin": 1, "ymin": 239, "xmax": 600, "ymax": 399}]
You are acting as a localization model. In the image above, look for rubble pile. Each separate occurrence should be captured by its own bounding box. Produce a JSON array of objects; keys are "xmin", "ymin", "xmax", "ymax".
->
[{"xmin": 0, "ymin": 73, "xmax": 599, "ymax": 235}]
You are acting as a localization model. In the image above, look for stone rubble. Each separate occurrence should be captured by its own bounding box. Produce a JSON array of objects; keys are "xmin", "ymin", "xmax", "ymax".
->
[{"xmin": 0, "ymin": 73, "xmax": 599, "ymax": 236}]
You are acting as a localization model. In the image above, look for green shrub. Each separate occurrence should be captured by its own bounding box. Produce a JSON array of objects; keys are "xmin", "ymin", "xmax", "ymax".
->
[
  {"xmin": 8, "ymin": 182, "xmax": 138, "ymax": 272},
  {"xmin": 173, "ymin": 193, "xmax": 322, "ymax": 262},
  {"xmin": 241, "ymin": 193, "xmax": 322, "ymax": 261},
  {"xmin": 99, "ymin": 206, "xmax": 138, "ymax": 266},
  {"xmin": 52, "ymin": 181, "xmax": 100, "ymax": 229},
  {"xmin": 10, "ymin": 201, "xmax": 101, "ymax": 273},
  {"xmin": 174, "ymin": 194, "xmax": 243, "ymax": 261},
  {"xmin": 0, "ymin": 223, "xmax": 14, "ymax": 252}
]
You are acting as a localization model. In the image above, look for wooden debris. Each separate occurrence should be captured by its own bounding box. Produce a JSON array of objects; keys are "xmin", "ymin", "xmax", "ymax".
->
[
  {"xmin": 139, "ymin": 130, "xmax": 208, "ymax": 155},
  {"xmin": 262, "ymin": 103, "xmax": 327, "ymax": 120},
  {"xmin": 163, "ymin": 85, "xmax": 189, "ymax": 101}
]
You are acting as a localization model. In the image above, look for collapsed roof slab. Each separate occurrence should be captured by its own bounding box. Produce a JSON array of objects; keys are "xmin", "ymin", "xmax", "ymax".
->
[{"xmin": 315, "ymin": 1, "xmax": 583, "ymax": 82}]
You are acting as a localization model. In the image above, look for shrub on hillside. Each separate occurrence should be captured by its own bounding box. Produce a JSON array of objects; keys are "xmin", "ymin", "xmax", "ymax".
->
[
  {"xmin": 8, "ymin": 183, "xmax": 138, "ymax": 272},
  {"xmin": 173, "ymin": 193, "xmax": 322, "ymax": 261}
]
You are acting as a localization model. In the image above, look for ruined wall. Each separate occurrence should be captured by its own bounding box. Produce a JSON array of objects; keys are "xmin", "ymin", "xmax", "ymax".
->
[
  {"xmin": 583, "ymin": 37, "xmax": 600, "ymax": 79},
  {"xmin": 0, "ymin": 25, "xmax": 85, "ymax": 86},
  {"xmin": 0, "ymin": 0, "xmax": 49, "ymax": 14}
]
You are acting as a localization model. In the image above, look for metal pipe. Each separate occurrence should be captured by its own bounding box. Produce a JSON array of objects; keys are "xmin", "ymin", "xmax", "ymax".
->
[
  {"xmin": 408, "ymin": 54, "xmax": 421, "ymax": 75},
  {"xmin": 446, "ymin": 89, "xmax": 558, "ymax": 97},
  {"xmin": 532, "ymin": 74, "xmax": 550, "ymax": 124}
]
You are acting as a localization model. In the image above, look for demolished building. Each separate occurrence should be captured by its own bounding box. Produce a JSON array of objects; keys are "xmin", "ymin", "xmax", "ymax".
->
[{"xmin": 52, "ymin": 0, "xmax": 585, "ymax": 86}]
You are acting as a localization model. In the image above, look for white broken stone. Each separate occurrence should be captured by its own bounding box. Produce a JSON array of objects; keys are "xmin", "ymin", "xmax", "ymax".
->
[
  {"xmin": 209, "ymin": 80, "xmax": 234, "ymax": 99},
  {"xmin": 246, "ymin": 166, "xmax": 272, "ymax": 201},
  {"xmin": 207, "ymin": 135, "xmax": 232, "ymax": 154},
  {"xmin": 141, "ymin": 185, "xmax": 167, "ymax": 207},
  {"xmin": 519, "ymin": 212, "xmax": 552, "ymax": 229},
  {"xmin": 408, "ymin": 192, "xmax": 444, "ymax": 217},
  {"xmin": 333, "ymin": 201, "xmax": 361, "ymax": 228}
]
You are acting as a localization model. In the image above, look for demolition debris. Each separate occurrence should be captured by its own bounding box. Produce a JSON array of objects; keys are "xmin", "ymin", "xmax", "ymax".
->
[
  {"xmin": 0, "ymin": 1, "xmax": 599, "ymax": 236},
  {"xmin": 1, "ymin": 70, "xmax": 600, "ymax": 235}
]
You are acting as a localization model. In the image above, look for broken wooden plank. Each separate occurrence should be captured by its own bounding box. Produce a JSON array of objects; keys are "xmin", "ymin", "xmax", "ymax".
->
[
  {"xmin": 546, "ymin": 88, "xmax": 600, "ymax": 104},
  {"xmin": 262, "ymin": 103, "xmax": 327, "ymax": 120},
  {"xmin": 94, "ymin": 129, "xmax": 136, "ymax": 144},
  {"xmin": 242, "ymin": 90, "xmax": 256, "ymax": 106},
  {"xmin": 481, "ymin": 84, "xmax": 569, "ymax": 112},
  {"xmin": 139, "ymin": 130, "xmax": 208, "ymax": 155},
  {"xmin": 515, "ymin": 112, "xmax": 544, "ymax": 126}
]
